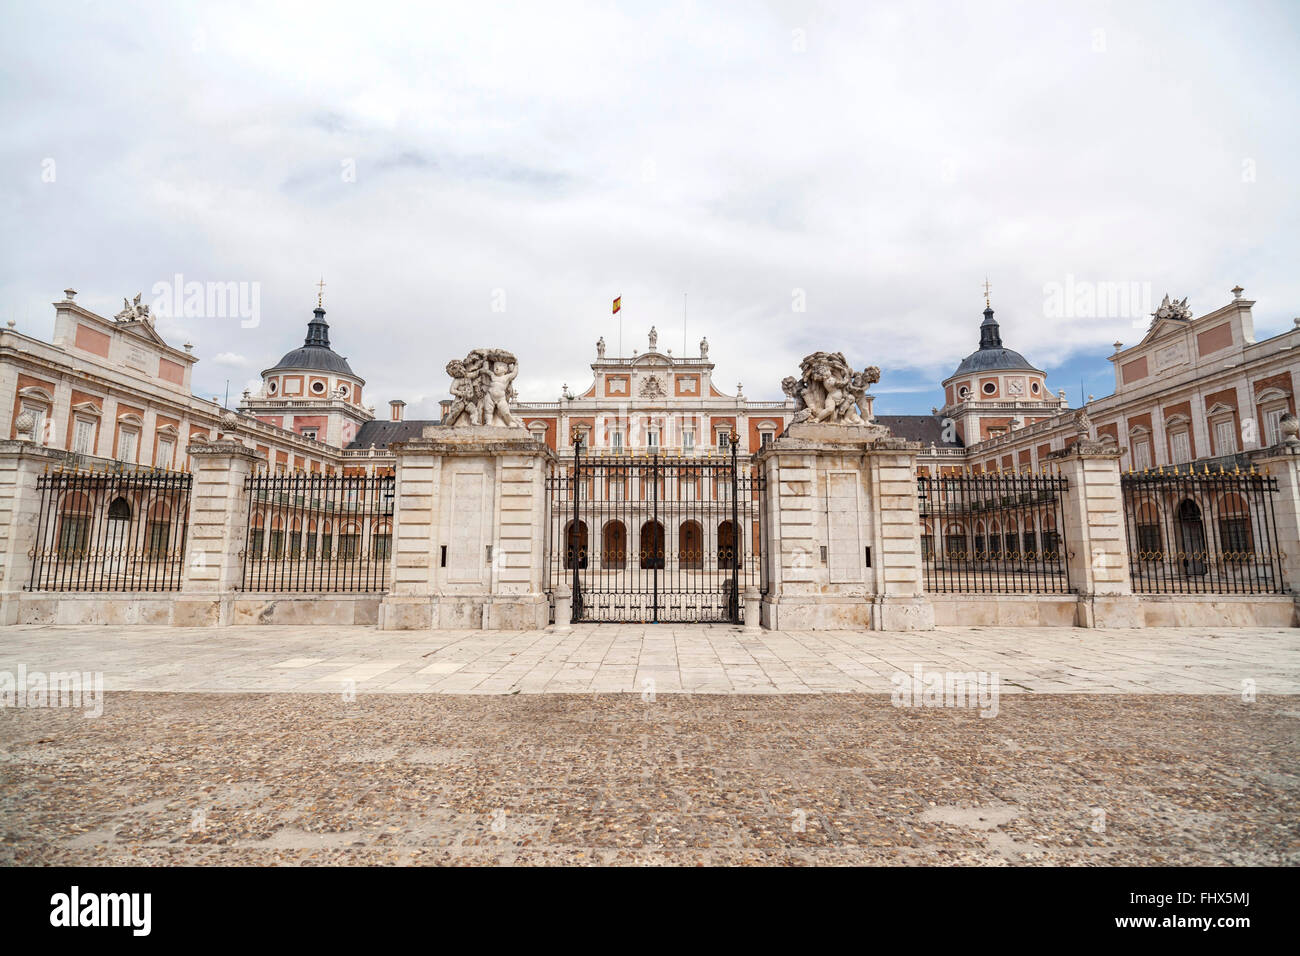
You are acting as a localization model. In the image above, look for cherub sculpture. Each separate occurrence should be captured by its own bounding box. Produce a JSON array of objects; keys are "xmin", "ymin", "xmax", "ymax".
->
[
  {"xmin": 443, "ymin": 348, "xmax": 520, "ymax": 427},
  {"xmin": 784, "ymin": 352, "xmax": 879, "ymax": 425}
]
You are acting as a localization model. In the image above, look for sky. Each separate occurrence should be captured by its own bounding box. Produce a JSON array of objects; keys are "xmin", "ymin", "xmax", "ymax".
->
[{"xmin": 2, "ymin": 0, "xmax": 1299, "ymax": 418}]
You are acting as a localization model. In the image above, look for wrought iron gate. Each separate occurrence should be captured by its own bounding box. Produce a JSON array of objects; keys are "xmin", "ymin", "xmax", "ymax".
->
[{"xmin": 546, "ymin": 435, "xmax": 768, "ymax": 623}]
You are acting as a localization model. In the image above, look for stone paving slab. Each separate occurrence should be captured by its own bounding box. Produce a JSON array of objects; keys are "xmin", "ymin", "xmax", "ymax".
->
[
  {"xmin": 0, "ymin": 624, "xmax": 1297, "ymax": 695},
  {"xmin": 2, "ymin": 692, "xmax": 1296, "ymax": 865}
]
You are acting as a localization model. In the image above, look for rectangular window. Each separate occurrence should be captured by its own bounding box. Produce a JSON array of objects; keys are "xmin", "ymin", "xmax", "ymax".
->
[
  {"xmin": 371, "ymin": 534, "xmax": 392, "ymax": 559},
  {"xmin": 612, "ymin": 431, "xmax": 624, "ymax": 452},
  {"xmin": 269, "ymin": 530, "xmax": 284, "ymax": 559},
  {"xmin": 288, "ymin": 531, "xmax": 302, "ymax": 558},
  {"xmin": 1263, "ymin": 407, "xmax": 1286, "ymax": 446},
  {"xmin": 300, "ymin": 428, "xmax": 318, "ymax": 441},
  {"xmin": 717, "ymin": 430, "xmax": 728, "ymax": 450},
  {"xmin": 117, "ymin": 427, "xmax": 139, "ymax": 462},
  {"xmin": 760, "ymin": 431, "xmax": 773, "ymax": 447},
  {"xmin": 682, "ymin": 429, "xmax": 695, "ymax": 453},
  {"xmin": 647, "ymin": 429, "xmax": 659, "ymax": 450},
  {"xmin": 608, "ymin": 477, "xmax": 625, "ymax": 501},
  {"xmin": 1132, "ymin": 438, "xmax": 1152, "ymax": 471},
  {"xmin": 1213, "ymin": 418, "xmax": 1236, "ymax": 456},
  {"xmin": 340, "ymin": 534, "xmax": 360, "ymax": 558},
  {"xmin": 73, "ymin": 418, "xmax": 96, "ymax": 455},
  {"xmin": 920, "ymin": 535, "xmax": 934, "ymax": 561},
  {"xmin": 306, "ymin": 534, "xmax": 318, "ymax": 558},
  {"xmin": 1170, "ymin": 429, "xmax": 1191, "ymax": 464},
  {"xmin": 156, "ymin": 438, "xmax": 175, "ymax": 469}
]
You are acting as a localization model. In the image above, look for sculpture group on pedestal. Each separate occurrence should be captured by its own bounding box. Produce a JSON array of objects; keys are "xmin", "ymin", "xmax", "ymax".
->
[
  {"xmin": 444, "ymin": 348, "xmax": 520, "ymax": 427},
  {"xmin": 782, "ymin": 351, "xmax": 880, "ymax": 426}
]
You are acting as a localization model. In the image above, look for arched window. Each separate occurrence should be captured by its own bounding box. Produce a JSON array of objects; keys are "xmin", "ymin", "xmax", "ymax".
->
[
  {"xmin": 716, "ymin": 520, "xmax": 738, "ymax": 570},
  {"xmin": 1133, "ymin": 500, "xmax": 1162, "ymax": 559},
  {"xmin": 1176, "ymin": 499, "xmax": 1207, "ymax": 576},
  {"xmin": 250, "ymin": 512, "xmax": 266, "ymax": 558},
  {"xmin": 943, "ymin": 522, "xmax": 968, "ymax": 564},
  {"xmin": 57, "ymin": 492, "xmax": 93, "ymax": 556},
  {"xmin": 640, "ymin": 520, "xmax": 664, "ymax": 570},
  {"xmin": 1040, "ymin": 513, "xmax": 1060, "ymax": 564},
  {"xmin": 678, "ymin": 520, "xmax": 703, "ymax": 569},
  {"xmin": 601, "ymin": 520, "xmax": 626, "ymax": 569},
  {"xmin": 564, "ymin": 520, "xmax": 588, "ymax": 570},
  {"xmin": 146, "ymin": 500, "xmax": 172, "ymax": 558},
  {"xmin": 269, "ymin": 515, "xmax": 285, "ymax": 559},
  {"xmin": 107, "ymin": 496, "xmax": 131, "ymax": 521},
  {"xmin": 371, "ymin": 519, "xmax": 392, "ymax": 559},
  {"xmin": 1215, "ymin": 492, "xmax": 1253, "ymax": 562},
  {"xmin": 339, "ymin": 521, "xmax": 361, "ymax": 558}
]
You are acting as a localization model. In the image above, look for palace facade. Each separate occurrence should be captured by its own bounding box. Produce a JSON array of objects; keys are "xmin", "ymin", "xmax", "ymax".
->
[{"xmin": 4, "ymin": 284, "xmax": 1297, "ymax": 480}]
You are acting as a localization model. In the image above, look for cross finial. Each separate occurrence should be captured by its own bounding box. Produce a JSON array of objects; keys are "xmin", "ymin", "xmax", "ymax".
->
[
  {"xmin": 316, "ymin": 277, "xmax": 326, "ymax": 308},
  {"xmin": 982, "ymin": 277, "xmax": 992, "ymax": 309}
]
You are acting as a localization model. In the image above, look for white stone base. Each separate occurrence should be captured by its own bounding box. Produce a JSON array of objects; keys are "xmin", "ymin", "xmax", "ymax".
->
[
  {"xmin": 872, "ymin": 597, "xmax": 935, "ymax": 631},
  {"xmin": 11, "ymin": 592, "xmax": 381, "ymax": 627},
  {"xmin": 763, "ymin": 596, "xmax": 873, "ymax": 630}
]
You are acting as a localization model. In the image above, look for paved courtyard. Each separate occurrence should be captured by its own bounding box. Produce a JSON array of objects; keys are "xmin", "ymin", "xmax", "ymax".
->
[
  {"xmin": 0, "ymin": 623, "xmax": 1297, "ymax": 694},
  {"xmin": 3, "ymin": 624, "xmax": 1296, "ymax": 866},
  {"xmin": 2, "ymin": 691, "xmax": 1297, "ymax": 865}
]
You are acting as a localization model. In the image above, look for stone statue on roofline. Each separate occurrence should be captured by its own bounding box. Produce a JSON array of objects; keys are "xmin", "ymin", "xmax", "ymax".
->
[
  {"xmin": 782, "ymin": 351, "xmax": 881, "ymax": 426},
  {"xmin": 444, "ymin": 348, "xmax": 520, "ymax": 427}
]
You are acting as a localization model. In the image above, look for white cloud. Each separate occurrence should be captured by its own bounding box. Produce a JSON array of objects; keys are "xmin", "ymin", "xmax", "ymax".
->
[
  {"xmin": 212, "ymin": 352, "xmax": 252, "ymax": 368},
  {"xmin": 2, "ymin": 1, "xmax": 1298, "ymax": 416}
]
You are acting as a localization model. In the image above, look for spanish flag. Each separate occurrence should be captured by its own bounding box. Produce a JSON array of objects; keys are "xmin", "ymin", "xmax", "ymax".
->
[{"xmin": 612, "ymin": 296, "xmax": 621, "ymax": 315}]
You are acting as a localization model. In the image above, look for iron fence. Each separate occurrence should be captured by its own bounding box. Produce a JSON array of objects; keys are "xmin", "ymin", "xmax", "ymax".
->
[
  {"xmin": 918, "ymin": 471, "xmax": 1072, "ymax": 593},
  {"xmin": 240, "ymin": 473, "xmax": 395, "ymax": 591},
  {"xmin": 546, "ymin": 436, "xmax": 768, "ymax": 623},
  {"xmin": 27, "ymin": 466, "xmax": 192, "ymax": 591},
  {"xmin": 1121, "ymin": 466, "xmax": 1286, "ymax": 594}
]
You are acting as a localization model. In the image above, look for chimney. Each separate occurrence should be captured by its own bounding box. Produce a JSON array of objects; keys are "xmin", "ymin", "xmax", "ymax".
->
[
  {"xmin": 389, "ymin": 399, "xmax": 406, "ymax": 422},
  {"xmin": 439, "ymin": 399, "xmax": 452, "ymax": 423}
]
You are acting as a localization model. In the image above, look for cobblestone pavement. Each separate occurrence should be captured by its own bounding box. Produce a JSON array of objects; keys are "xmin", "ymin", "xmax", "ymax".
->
[
  {"xmin": 1, "ymin": 624, "xmax": 1297, "ymax": 694},
  {"xmin": 1, "ymin": 692, "xmax": 1296, "ymax": 865}
]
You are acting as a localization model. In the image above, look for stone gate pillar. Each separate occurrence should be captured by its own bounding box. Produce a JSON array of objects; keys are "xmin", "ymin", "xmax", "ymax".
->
[
  {"xmin": 1046, "ymin": 442, "xmax": 1141, "ymax": 627},
  {"xmin": 179, "ymin": 440, "xmax": 262, "ymax": 626},
  {"xmin": 380, "ymin": 425, "xmax": 556, "ymax": 629},
  {"xmin": 0, "ymin": 441, "xmax": 73, "ymax": 625},
  {"xmin": 756, "ymin": 422, "xmax": 933, "ymax": 630},
  {"xmin": 1255, "ymin": 424, "xmax": 1300, "ymax": 622}
]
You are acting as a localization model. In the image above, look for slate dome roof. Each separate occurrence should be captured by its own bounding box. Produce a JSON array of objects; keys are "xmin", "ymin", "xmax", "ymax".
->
[
  {"xmin": 950, "ymin": 307, "xmax": 1041, "ymax": 377},
  {"xmin": 264, "ymin": 306, "xmax": 358, "ymax": 378}
]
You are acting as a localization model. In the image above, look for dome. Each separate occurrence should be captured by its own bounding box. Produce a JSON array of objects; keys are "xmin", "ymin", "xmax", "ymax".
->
[
  {"xmin": 263, "ymin": 306, "xmax": 358, "ymax": 378},
  {"xmin": 949, "ymin": 307, "xmax": 1041, "ymax": 378}
]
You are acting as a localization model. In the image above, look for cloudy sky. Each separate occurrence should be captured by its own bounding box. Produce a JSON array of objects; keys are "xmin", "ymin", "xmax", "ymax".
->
[{"xmin": 3, "ymin": 0, "xmax": 1298, "ymax": 417}]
